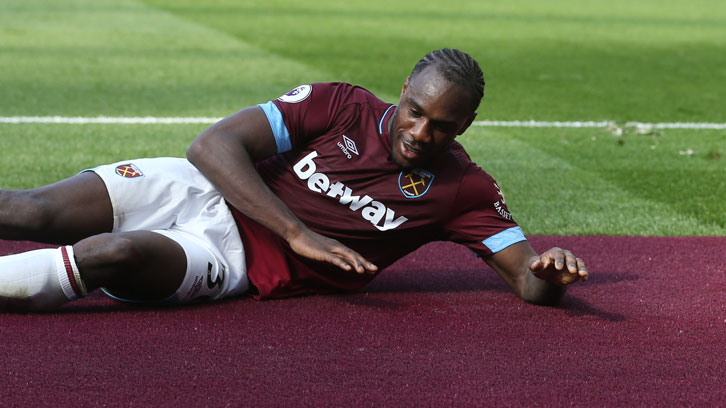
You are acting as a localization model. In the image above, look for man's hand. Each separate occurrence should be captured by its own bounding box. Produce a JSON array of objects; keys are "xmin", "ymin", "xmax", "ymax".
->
[
  {"xmin": 485, "ymin": 242, "xmax": 587, "ymax": 305},
  {"xmin": 287, "ymin": 228, "xmax": 378, "ymax": 275},
  {"xmin": 529, "ymin": 247, "xmax": 588, "ymax": 286}
]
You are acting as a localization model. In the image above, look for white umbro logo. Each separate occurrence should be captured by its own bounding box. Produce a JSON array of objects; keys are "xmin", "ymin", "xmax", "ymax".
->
[
  {"xmin": 343, "ymin": 135, "xmax": 359, "ymax": 155},
  {"xmin": 337, "ymin": 135, "xmax": 359, "ymax": 159}
]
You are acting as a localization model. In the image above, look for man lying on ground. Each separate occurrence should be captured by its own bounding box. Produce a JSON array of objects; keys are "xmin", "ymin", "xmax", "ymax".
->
[{"xmin": 0, "ymin": 48, "xmax": 587, "ymax": 311}]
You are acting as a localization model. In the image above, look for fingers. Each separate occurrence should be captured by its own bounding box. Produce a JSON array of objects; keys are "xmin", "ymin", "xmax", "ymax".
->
[
  {"xmin": 561, "ymin": 250, "xmax": 588, "ymax": 281},
  {"xmin": 327, "ymin": 255, "xmax": 354, "ymax": 272},
  {"xmin": 288, "ymin": 230, "xmax": 378, "ymax": 275},
  {"xmin": 531, "ymin": 247, "xmax": 560, "ymax": 271},
  {"xmin": 331, "ymin": 247, "xmax": 378, "ymax": 275},
  {"xmin": 575, "ymin": 257, "xmax": 588, "ymax": 280},
  {"xmin": 533, "ymin": 247, "xmax": 589, "ymax": 285},
  {"xmin": 528, "ymin": 255, "xmax": 543, "ymax": 272}
]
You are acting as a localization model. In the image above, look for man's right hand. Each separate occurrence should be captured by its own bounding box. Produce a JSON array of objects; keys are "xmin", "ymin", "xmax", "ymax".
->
[{"xmin": 287, "ymin": 228, "xmax": 378, "ymax": 274}]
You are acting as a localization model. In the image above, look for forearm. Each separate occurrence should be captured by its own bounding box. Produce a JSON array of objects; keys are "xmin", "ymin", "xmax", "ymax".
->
[
  {"xmin": 187, "ymin": 107, "xmax": 377, "ymax": 274},
  {"xmin": 521, "ymin": 270, "xmax": 566, "ymax": 306},
  {"xmin": 187, "ymin": 117, "xmax": 308, "ymax": 242},
  {"xmin": 485, "ymin": 241, "xmax": 570, "ymax": 306}
]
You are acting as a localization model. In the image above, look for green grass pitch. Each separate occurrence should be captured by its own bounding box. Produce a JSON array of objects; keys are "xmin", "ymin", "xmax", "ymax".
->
[{"xmin": 1, "ymin": 0, "xmax": 724, "ymax": 235}]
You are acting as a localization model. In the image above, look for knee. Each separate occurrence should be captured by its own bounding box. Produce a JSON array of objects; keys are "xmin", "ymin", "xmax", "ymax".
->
[
  {"xmin": 74, "ymin": 232, "xmax": 185, "ymax": 300},
  {"xmin": 0, "ymin": 190, "xmax": 55, "ymax": 232},
  {"xmin": 73, "ymin": 234, "xmax": 147, "ymax": 291},
  {"xmin": 75, "ymin": 233, "xmax": 145, "ymax": 271}
]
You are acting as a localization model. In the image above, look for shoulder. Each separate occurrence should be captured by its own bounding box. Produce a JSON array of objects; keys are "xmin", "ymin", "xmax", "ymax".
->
[
  {"xmin": 274, "ymin": 82, "xmax": 389, "ymax": 115},
  {"xmin": 443, "ymin": 142, "xmax": 505, "ymax": 209},
  {"xmin": 324, "ymin": 82, "xmax": 389, "ymax": 109},
  {"xmin": 273, "ymin": 81, "xmax": 390, "ymax": 109},
  {"xmin": 437, "ymin": 141, "xmax": 492, "ymax": 182}
]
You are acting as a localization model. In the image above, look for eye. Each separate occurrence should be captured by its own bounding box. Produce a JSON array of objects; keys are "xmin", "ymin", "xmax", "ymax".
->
[
  {"xmin": 433, "ymin": 122, "xmax": 456, "ymax": 133},
  {"xmin": 409, "ymin": 107, "xmax": 422, "ymax": 117}
]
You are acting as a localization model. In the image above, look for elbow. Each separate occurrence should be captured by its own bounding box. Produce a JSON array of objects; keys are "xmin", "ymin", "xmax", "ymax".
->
[
  {"xmin": 187, "ymin": 128, "xmax": 214, "ymax": 167},
  {"xmin": 186, "ymin": 137, "xmax": 203, "ymax": 165},
  {"xmin": 519, "ymin": 284, "xmax": 566, "ymax": 307},
  {"xmin": 186, "ymin": 144, "xmax": 198, "ymax": 165}
]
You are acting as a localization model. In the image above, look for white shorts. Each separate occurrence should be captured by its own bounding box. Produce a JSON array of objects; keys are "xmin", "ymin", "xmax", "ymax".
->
[{"xmin": 88, "ymin": 158, "xmax": 249, "ymax": 304}]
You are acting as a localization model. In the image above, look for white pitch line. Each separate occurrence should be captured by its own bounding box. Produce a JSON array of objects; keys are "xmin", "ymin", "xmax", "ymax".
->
[
  {"xmin": 623, "ymin": 122, "xmax": 726, "ymax": 130},
  {"xmin": 473, "ymin": 120, "xmax": 726, "ymax": 130},
  {"xmin": 473, "ymin": 120, "xmax": 613, "ymax": 128},
  {"xmin": 0, "ymin": 116, "xmax": 221, "ymax": 124},
  {"xmin": 1, "ymin": 116, "xmax": 726, "ymax": 129}
]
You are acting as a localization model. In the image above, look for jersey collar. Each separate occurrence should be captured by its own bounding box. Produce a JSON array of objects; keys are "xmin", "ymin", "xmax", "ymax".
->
[{"xmin": 378, "ymin": 104, "xmax": 396, "ymax": 136}]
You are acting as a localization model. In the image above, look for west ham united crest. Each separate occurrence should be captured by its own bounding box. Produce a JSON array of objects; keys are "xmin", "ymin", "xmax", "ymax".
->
[
  {"xmin": 398, "ymin": 169, "xmax": 434, "ymax": 198},
  {"xmin": 114, "ymin": 163, "xmax": 144, "ymax": 178}
]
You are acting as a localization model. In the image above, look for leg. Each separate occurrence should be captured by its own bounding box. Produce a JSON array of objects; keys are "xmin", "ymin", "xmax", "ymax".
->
[
  {"xmin": 75, "ymin": 231, "xmax": 186, "ymax": 302},
  {"xmin": 0, "ymin": 172, "xmax": 113, "ymax": 244},
  {"xmin": 1, "ymin": 158, "xmax": 245, "ymax": 311},
  {"xmin": 0, "ymin": 231, "xmax": 186, "ymax": 311},
  {"xmin": 87, "ymin": 229, "xmax": 239, "ymax": 304}
]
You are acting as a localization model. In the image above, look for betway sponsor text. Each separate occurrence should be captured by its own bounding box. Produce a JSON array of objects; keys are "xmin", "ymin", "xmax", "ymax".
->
[{"xmin": 293, "ymin": 151, "xmax": 408, "ymax": 231}]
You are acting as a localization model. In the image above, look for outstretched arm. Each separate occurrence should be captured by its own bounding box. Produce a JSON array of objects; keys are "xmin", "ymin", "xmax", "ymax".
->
[
  {"xmin": 484, "ymin": 240, "xmax": 588, "ymax": 306},
  {"xmin": 187, "ymin": 107, "xmax": 377, "ymax": 274}
]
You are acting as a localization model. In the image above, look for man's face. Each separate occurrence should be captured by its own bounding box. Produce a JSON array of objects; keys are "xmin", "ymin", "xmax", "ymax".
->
[{"xmin": 389, "ymin": 65, "xmax": 477, "ymax": 169}]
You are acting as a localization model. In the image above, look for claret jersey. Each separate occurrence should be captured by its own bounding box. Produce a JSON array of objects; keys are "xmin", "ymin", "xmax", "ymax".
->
[{"xmin": 228, "ymin": 82, "xmax": 526, "ymax": 299}]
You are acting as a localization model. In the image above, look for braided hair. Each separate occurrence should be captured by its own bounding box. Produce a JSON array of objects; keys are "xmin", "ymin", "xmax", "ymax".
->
[{"xmin": 410, "ymin": 48, "xmax": 485, "ymax": 111}]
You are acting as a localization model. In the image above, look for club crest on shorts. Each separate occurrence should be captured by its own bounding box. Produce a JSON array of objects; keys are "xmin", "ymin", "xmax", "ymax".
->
[
  {"xmin": 398, "ymin": 169, "xmax": 434, "ymax": 198},
  {"xmin": 114, "ymin": 163, "xmax": 144, "ymax": 178},
  {"xmin": 277, "ymin": 84, "xmax": 312, "ymax": 103}
]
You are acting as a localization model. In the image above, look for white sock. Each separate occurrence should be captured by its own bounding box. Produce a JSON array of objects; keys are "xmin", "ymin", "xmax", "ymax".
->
[
  {"xmin": 56, "ymin": 246, "xmax": 88, "ymax": 301},
  {"xmin": 0, "ymin": 246, "xmax": 87, "ymax": 311}
]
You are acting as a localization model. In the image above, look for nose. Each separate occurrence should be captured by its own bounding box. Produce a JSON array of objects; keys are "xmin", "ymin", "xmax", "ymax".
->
[{"xmin": 410, "ymin": 118, "xmax": 432, "ymax": 144}]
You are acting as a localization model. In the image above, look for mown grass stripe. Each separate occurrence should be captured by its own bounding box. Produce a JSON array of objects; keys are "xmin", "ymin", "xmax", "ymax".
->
[{"xmin": 3, "ymin": 116, "xmax": 726, "ymax": 129}]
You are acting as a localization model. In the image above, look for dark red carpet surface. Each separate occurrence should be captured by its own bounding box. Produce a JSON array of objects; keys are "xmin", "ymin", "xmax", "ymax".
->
[{"xmin": 1, "ymin": 236, "xmax": 724, "ymax": 407}]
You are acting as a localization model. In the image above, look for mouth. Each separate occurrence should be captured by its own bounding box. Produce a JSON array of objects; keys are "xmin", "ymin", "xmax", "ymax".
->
[{"xmin": 398, "ymin": 135, "xmax": 423, "ymax": 161}]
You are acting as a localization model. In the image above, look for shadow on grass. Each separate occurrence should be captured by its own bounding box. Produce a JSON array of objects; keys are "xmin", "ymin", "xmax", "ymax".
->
[{"xmin": 7, "ymin": 292, "xmax": 251, "ymax": 315}]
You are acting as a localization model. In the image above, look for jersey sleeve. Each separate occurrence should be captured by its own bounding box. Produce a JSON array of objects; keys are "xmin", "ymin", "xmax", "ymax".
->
[
  {"xmin": 258, "ymin": 82, "xmax": 349, "ymax": 153},
  {"xmin": 442, "ymin": 165, "xmax": 526, "ymax": 257}
]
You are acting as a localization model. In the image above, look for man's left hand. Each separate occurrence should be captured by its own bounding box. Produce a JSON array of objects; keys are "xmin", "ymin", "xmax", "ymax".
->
[{"xmin": 529, "ymin": 247, "xmax": 588, "ymax": 286}]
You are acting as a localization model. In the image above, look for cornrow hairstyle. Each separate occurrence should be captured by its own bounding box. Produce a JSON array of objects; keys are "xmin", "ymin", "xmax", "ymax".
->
[{"xmin": 410, "ymin": 48, "xmax": 485, "ymax": 111}]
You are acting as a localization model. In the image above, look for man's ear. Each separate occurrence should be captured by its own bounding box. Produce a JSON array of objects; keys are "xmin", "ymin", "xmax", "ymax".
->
[
  {"xmin": 401, "ymin": 76, "xmax": 410, "ymax": 98},
  {"xmin": 458, "ymin": 111, "xmax": 478, "ymax": 135}
]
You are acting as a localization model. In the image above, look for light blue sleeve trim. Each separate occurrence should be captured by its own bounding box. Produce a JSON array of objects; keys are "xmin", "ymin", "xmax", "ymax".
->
[
  {"xmin": 378, "ymin": 105, "xmax": 395, "ymax": 134},
  {"xmin": 258, "ymin": 101, "xmax": 292, "ymax": 153},
  {"xmin": 482, "ymin": 226, "xmax": 527, "ymax": 253}
]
